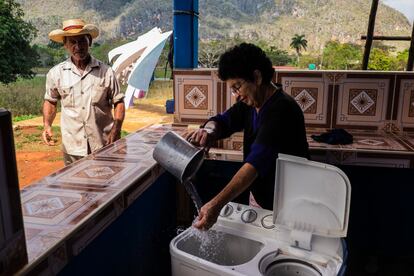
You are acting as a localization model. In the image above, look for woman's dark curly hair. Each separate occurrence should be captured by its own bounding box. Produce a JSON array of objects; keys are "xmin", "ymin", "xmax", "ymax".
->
[{"xmin": 218, "ymin": 43, "xmax": 273, "ymax": 84}]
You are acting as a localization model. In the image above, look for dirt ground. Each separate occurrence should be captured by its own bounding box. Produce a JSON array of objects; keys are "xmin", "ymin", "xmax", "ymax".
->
[{"xmin": 14, "ymin": 103, "xmax": 173, "ymax": 189}]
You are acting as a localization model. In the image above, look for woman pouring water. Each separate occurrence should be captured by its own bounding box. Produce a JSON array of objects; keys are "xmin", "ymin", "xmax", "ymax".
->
[{"xmin": 185, "ymin": 43, "xmax": 309, "ymax": 231}]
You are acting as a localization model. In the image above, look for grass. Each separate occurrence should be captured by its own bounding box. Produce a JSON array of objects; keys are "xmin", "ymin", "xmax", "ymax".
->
[
  {"xmin": 121, "ymin": 130, "xmax": 129, "ymax": 138},
  {"xmin": 13, "ymin": 114, "xmax": 38, "ymax": 122},
  {"xmin": 133, "ymin": 80, "xmax": 173, "ymax": 107},
  {"xmin": 0, "ymin": 76, "xmax": 46, "ymax": 117},
  {"xmin": 14, "ymin": 125, "xmax": 61, "ymax": 151},
  {"xmin": 154, "ymin": 67, "xmax": 172, "ymax": 79},
  {"xmin": 47, "ymin": 155, "xmax": 64, "ymax": 162}
]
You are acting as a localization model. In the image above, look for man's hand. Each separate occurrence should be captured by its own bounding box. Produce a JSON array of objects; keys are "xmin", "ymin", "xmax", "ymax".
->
[
  {"xmin": 42, "ymin": 100, "xmax": 57, "ymax": 146},
  {"xmin": 106, "ymin": 102, "xmax": 125, "ymax": 145},
  {"xmin": 42, "ymin": 126, "xmax": 55, "ymax": 146},
  {"xmin": 106, "ymin": 129, "xmax": 121, "ymax": 145},
  {"xmin": 193, "ymin": 200, "xmax": 222, "ymax": 231}
]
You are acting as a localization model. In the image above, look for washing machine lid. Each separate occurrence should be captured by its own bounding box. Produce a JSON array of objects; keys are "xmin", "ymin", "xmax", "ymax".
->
[{"xmin": 273, "ymin": 154, "xmax": 351, "ymax": 238}]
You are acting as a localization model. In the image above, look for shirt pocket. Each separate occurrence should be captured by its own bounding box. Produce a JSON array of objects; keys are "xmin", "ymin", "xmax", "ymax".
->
[
  {"xmin": 59, "ymin": 86, "xmax": 74, "ymax": 108},
  {"xmin": 92, "ymin": 85, "xmax": 110, "ymax": 107}
]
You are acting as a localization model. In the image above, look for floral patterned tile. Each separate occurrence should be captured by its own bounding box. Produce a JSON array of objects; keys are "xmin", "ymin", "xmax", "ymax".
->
[
  {"xmin": 341, "ymin": 132, "xmax": 410, "ymax": 152},
  {"xmin": 21, "ymin": 186, "xmax": 108, "ymax": 226},
  {"xmin": 126, "ymin": 125, "xmax": 188, "ymax": 144},
  {"xmin": 21, "ymin": 183, "xmax": 121, "ymax": 263},
  {"xmin": 394, "ymin": 132, "xmax": 414, "ymax": 151},
  {"xmin": 25, "ymin": 234, "xmax": 61, "ymax": 262},
  {"xmin": 93, "ymin": 140, "xmax": 154, "ymax": 162},
  {"xmin": 46, "ymin": 160, "xmax": 149, "ymax": 190}
]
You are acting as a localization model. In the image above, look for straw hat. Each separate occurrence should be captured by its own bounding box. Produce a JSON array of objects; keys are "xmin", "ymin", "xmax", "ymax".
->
[{"xmin": 48, "ymin": 19, "xmax": 99, "ymax": 43}]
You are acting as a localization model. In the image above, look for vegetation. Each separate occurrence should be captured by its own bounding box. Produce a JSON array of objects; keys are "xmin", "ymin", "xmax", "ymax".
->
[
  {"xmin": 264, "ymin": 46, "xmax": 292, "ymax": 66},
  {"xmin": 290, "ymin": 34, "xmax": 308, "ymax": 64},
  {"xmin": 13, "ymin": 114, "xmax": 37, "ymax": 122},
  {"xmin": 18, "ymin": 0, "xmax": 411, "ymax": 54},
  {"xmin": 322, "ymin": 41, "xmax": 362, "ymax": 70},
  {"xmin": 13, "ymin": 125, "xmax": 61, "ymax": 150},
  {"xmin": 0, "ymin": 77, "xmax": 46, "ymax": 117},
  {"xmin": 197, "ymin": 38, "xmax": 292, "ymax": 68},
  {"xmin": 0, "ymin": 0, "xmax": 39, "ymax": 84}
]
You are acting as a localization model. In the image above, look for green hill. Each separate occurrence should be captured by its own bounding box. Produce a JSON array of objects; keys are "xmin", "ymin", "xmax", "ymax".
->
[{"xmin": 18, "ymin": 0, "xmax": 412, "ymax": 52}]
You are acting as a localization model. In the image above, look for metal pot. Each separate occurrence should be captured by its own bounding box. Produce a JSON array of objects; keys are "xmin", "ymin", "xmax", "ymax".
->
[{"xmin": 153, "ymin": 131, "xmax": 205, "ymax": 182}]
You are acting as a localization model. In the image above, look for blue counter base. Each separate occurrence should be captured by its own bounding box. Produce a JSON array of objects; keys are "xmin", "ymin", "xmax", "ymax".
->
[{"xmin": 58, "ymin": 172, "xmax": 177, "ymax": 276}]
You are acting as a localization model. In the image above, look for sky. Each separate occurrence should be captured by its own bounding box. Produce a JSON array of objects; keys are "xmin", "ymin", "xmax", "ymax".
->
[{"xmin": 382, "ymin": 0, "xmax": 414, "ymax": 24}]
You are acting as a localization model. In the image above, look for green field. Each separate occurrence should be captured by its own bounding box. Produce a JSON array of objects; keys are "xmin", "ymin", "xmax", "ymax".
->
[
  {"xmin": 0, "ymin": 76, "xmax": 173, "ymax": 119},
  {"xmin": 0, "ymin": 77, "xmax": 46, "ymax": 117}
]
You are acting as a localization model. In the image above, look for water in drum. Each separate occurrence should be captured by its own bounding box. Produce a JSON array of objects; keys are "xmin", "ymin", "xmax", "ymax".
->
[{"xmin": 182, "ymin": 180, "xmax": 203, "ymax": 213}]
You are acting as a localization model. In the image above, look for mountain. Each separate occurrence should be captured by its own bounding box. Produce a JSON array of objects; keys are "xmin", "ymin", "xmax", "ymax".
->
[{"xmin": 18, "ymin": 0, "xmax": 412, "ymax": 52}]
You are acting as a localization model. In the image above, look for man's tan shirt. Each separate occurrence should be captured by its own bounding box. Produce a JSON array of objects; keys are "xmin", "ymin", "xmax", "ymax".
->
[{"xmin": 45, "ymin": 57, "xmax": 124, "ymax": 156}]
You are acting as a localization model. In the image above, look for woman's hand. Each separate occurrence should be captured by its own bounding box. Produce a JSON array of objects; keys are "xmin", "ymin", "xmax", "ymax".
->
[
  {"xmin": 183, "ymin": 121, "xmax": 218, "ymax": 151},
  {"xmin": 193, "ymin": 200, "xmax": 222, "ymax": 231}
]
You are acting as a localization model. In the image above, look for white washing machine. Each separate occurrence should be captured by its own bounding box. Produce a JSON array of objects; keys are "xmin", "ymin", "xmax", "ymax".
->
[{"xmin": 170, "ymin": 154, "xmax": 351, "ymax": 276}]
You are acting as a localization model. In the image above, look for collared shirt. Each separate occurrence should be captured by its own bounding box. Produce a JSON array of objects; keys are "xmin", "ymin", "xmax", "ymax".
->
[
  {"xmin": 44, "ymin": 56, "xmax": 124, "ymax": 156},
  {"xmin": 208, "ymin": 87, "xmax": 309, "ymax": 209}
]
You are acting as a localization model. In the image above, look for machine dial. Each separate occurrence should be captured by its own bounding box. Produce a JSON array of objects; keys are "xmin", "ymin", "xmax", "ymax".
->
[
  {"xmin": 219, "ymin": 204, "xmax": 233, "ymax": 217},
  {"xmin": 241, "ymin": 209, "xmax": 257, "ymax": 223},
  {"xmin": 261, "ymin": 214, "xmax": 275, "ymax": 229}
]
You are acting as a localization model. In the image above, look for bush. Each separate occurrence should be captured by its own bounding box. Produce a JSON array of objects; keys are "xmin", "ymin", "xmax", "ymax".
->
[
  {"xmin": 297, "ymin": 55, "xmax": 320, "ymax": 69},
  {"xmin": 368, "ymin": 48, "xmax": 399, "ymax": 71},
  {"xmin": 0, "ymin": 76, "xmax": 46, "ymax": 117}
]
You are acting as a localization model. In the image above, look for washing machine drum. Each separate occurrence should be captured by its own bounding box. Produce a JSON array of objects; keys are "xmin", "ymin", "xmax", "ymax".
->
[{"xmin": 259, "ymin": 252, "xmax": 321, "ymax": 276}]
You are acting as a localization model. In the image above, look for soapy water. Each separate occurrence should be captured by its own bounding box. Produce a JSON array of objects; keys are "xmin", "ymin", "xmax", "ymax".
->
[
  {"xmin": 181, "ymin": 217, "xmax": 226, "ymax": 263},
  {"xmin": 175, "ymin": 180, "xmax": 231, "ymax": 263}
]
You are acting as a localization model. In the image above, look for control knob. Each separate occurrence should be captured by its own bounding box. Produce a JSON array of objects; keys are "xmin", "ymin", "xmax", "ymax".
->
[
  {"xmin": 220, "ymin": 204, "xmax": 233, "ymax": 217},
  {"xmin": 261, "ymin": 214, "xmax": 275, "ymax": 229},
  {"xmin": 241, "ymin": 209, "xmax": 257, "ymax": 223}
]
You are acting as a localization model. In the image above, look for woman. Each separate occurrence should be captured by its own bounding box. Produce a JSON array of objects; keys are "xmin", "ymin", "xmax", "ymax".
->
[{"xmin": 186, "ymin": 43, "xmax": 309, "ymax": 230}]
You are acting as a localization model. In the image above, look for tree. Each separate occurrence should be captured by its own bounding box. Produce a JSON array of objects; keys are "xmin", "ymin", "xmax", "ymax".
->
[
  {"xmin": 322, "ymin": 41, "xmax": 362, "ymax": 70},
  {"xmin": 368, "ymin": 48, "xmax": 399, "ymax": 71},
  {"xmin": 290, "ymin": 34, "xmax": 308, "ymax": 64},
  {"xmin": 0, "ymin": 0, "xmax": 39, "ymax": 84},
  {"xmin": 198, "ymin": 41, "xmax": 224, "ymax": 68},
  {"xmin": 198, "ymin": 38, "xmax": 242, "ymax": 68},
  {"xmin": 264, "ymin": 46, "xmax": 292, "ymax": 66},
  {"xmin": 396, "ymin": 49, "xmax": 409, "ymax": 70}
]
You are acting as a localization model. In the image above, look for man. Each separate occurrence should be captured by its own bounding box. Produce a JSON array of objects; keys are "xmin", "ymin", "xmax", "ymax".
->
[
  {"xmin": 42, "ymin": 19, "xmax": 125, "ymax": 165},
  {"xmin": 185, "ymin": 43, "xmax": 309, "ymax": 230}
]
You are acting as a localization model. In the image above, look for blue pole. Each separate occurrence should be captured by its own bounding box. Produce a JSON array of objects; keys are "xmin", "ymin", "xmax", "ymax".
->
[{"xmin": 173, "ymin": 0, "xmax": 199, "ymax": 68}]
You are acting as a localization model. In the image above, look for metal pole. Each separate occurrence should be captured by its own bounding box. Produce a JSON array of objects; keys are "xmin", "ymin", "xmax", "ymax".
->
[
  {"xmin": 361, "ymin": 35, "xmax": 411, "ymax": 41},
  {"xmin": 407, "ymin": 22, "xmax": 414, "ymax": 71},
  {"xmin": 362, "ymin": 0, "xmax": 379, "ymax": 70},
  {"xmin": 173, "ymin": 0, "xmax": 199, "ymax": 68}
]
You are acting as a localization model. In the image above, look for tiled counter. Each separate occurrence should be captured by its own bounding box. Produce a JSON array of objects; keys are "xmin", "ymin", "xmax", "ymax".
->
[{"xmin": 17, "ymin": 125, "xmax": 188, "ymax": 275}]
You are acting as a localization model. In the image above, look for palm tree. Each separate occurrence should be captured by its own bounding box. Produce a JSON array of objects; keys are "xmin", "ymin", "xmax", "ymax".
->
[{"xmin": 290, "ymin": 34, "xmax": 308, "ymax": 65}]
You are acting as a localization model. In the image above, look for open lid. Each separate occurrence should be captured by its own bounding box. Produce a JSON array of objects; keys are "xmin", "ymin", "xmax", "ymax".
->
[{"xmin": 273, "ymin": 154, "xmax": 351, "ymax": 238}]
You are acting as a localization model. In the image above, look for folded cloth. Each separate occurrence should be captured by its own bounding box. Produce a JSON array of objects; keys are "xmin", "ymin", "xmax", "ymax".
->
[{"xmin": 311, "ymin": 128, "xmax": 353, "ymax": 145}]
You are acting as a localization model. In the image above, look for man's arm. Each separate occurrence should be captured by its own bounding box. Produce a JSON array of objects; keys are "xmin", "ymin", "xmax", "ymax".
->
[
  {"xmin": 42, "ymin": 100, "xmax": 57, "ymax": 145},
  {"xmin": 193, "ymin": 162, "xmax": 258, "ymax": 230},
  {"xmin": 107, "ymin": 101, "xmax": 125, "ymax": 145}
]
